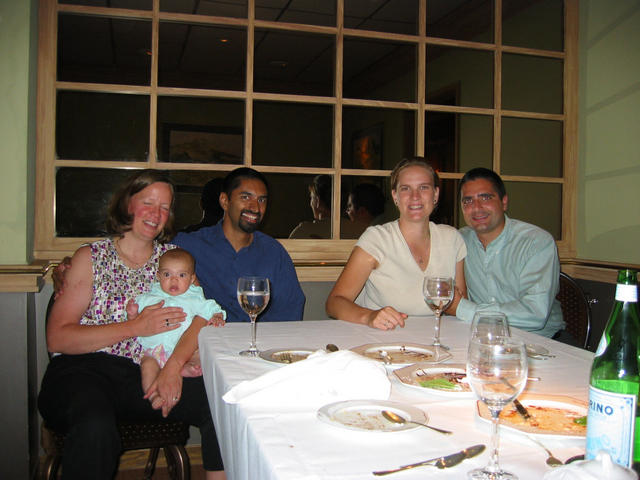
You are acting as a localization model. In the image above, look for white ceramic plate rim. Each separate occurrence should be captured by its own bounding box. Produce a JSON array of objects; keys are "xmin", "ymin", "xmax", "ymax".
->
[
  {"xmin": 394, "ymin": 363, "xmax": 474, "ymax": 397},
  {"xmin": 317, "ymin": 399, "xmax": 428, "ymax": 433},
  {"xmin": 258, "ymin": 347, "xmax": 316, "ymax": 364},
  {"xmin": 476, "ymin": 395, "xmax": 587, "ymax": 438}
]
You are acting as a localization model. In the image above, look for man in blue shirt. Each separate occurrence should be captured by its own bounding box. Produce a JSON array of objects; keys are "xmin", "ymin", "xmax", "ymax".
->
[
  {"xmin": 453, "ymin": 168, "xmax": 573, "ymax": 343},
  {"xmin": 173, "ymin": 168, "xmax": 305, "ymax": 322}
]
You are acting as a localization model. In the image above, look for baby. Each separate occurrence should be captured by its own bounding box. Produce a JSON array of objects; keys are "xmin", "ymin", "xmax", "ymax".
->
[{"xmin": 128, "ymin": 248, "xmax": 225, "ymax": 404}]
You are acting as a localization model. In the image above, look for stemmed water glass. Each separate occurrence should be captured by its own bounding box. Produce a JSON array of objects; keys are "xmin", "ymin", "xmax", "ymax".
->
[
  {"xmin": 466, "ymin": 336, "xmax": 528, "ymax": 480},
  {"xmin": 237, "ymin": 276, "xmax": 270, "ymax": 357},
  {"xmin": 470, "ymin": 312, "xmax": 510, "ymax": 341},
  {"xmin": 423, "ymin": 276, "xmax": 454, "ymax": 350}
]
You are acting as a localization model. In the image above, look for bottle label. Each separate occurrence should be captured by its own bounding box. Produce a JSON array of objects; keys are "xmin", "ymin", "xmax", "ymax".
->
[
  {"xmin": 615, "ymin": 284, "xmax": 638, "ymax": 302},
  {"xmin": 586, "ymin": 385, "xmax": 636, "ymax": 467}
]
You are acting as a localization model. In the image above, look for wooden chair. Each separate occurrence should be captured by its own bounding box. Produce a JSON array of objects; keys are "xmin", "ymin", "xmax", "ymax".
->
[
  {"xmin": 556, "ymin": 272, "xmax": 596, "ymax": 349},
  {"xmin": 39, "ymin": 294, "xmax": 191, "ymax": 480}
]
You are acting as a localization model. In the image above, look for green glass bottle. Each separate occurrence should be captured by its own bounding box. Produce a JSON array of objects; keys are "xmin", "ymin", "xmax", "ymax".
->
[{"xmin": 586, "ymin": 269, "xmax": 640, "ymax": 468}]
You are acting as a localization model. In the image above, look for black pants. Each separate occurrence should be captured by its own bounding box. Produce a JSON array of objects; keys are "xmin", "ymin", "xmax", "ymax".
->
[{"xmin": 38, "ymin": 352, "xmax": 223, "ymax": 479}]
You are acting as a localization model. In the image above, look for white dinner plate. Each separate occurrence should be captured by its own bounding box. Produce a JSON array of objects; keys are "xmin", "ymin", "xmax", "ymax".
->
[
  {"xmin": 476, "ymin": 394, "xmax": 587, "ymax": 438},
  {"xmin": 317, "ymin": 399, "xmax": 428, "ymax": 432},
  {"xmin": 258, "ymin": 348, "xmax": 316, "ymax": 364},
  {"xmin": 393, "ymin": 363, "xmax": 474, "ymax": 397},
  {"xmin": 350, "ymin": 342, "xmax": 451, "ymax": 365}
]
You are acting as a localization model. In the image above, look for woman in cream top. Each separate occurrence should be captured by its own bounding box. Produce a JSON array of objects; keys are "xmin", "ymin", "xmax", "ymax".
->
[{"xmin": 326, "ymin": 157, "xmax": 467, "ymax": 330}]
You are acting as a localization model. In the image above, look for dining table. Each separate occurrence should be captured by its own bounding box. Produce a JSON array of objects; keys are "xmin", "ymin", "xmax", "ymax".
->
[{"xmin": 198, "ymin": 316, "xmax": 593, "ymax": 480}]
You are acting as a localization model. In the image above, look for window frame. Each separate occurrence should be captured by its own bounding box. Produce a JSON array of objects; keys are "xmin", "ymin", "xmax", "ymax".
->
[{"xmin": 34, "ymin": 0, "xmax": 579, "ymax": 275}]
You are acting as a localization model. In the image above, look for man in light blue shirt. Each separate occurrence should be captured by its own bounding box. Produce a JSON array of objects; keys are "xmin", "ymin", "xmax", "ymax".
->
[{"xmin": 454, "ymin": 168, "xmax": 572, "ymax": 342}]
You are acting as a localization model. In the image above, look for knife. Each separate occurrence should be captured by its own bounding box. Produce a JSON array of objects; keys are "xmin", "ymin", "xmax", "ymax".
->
[
  {"xmin": 372, "ymin": 444, "xmax": 485, "ymax": 476},
  {"xmin": 513, "ymin": 399, "xmax": 532, "ymax": 421}
]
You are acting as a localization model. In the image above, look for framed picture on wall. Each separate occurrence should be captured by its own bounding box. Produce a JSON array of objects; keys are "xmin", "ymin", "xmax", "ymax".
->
[
  {"xmin": 351, "ymin": 124, "xmax": 382, "ymax": 169},
  {"xmin": 161, "ymin": 123, "xmax": 243, "ymax": 164}
]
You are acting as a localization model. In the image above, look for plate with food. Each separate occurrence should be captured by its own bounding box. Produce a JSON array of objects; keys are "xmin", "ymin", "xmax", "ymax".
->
[
  {"xmin": 350, "ymin": 342, "xmax": 450, "ymax": 365},
  {"xmin": 393, "ymin": 363, "xmax": 474, "ymax": 397},
  {"xmin": 259, "ymin": 348, "xmax": 316, "ymax": 364},
  {"xmin": 476, "ymin": 394, "xmax": 587, "ymax": 438},
  {"xmin": 317, "ymin": 399, "xmax": 428, "ymax": 432}
]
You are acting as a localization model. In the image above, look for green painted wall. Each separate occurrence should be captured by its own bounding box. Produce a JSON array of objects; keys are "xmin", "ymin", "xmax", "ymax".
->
[
  {"xmin": 578, "ymin": 0, "xmax": 640, "ymax": 264},
  {"xmin": 0, "ymin": 0, "xmax": 37, "ymax": 264}
]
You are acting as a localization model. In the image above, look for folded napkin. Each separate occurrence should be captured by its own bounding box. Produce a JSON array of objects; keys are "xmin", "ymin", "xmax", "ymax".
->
[{"xmin": 222, "ymin": 350, "xmax": 390, "ymax": 409}]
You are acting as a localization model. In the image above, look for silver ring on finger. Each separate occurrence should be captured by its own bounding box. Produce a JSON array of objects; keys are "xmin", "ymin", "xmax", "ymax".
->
[
  {"xmin": 173, "ymin": 396, "xmax": 179, "ymax": 402},
  {"xmin": 165, "ymin": 319, "xmax": 169, "ymax": 327}
]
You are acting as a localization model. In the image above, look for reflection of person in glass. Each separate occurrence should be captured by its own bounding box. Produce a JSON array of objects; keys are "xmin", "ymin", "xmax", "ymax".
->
[
  {"xmin": 181, "ymin": 178, "xmax": 225, "ymax": 233},
  {"xmin": 353, "ymin": 136, "xmax": 376, "ymax": 169},
  {"xmin": 289, "ymin": 175, "xmax": 332, "ymax": 239},
  {"xmin": 344, "ymin": 183, "xmax": 385, "ymax": 238}
]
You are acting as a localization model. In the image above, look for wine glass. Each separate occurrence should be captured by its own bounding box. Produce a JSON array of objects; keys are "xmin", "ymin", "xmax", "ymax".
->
[
  {"xmin": 466, "ymin": 336, "xmax": 528, "ymax": 480},
  {"xmin": 237, "ymin": 276, "xmax": 270, "ymax": 357},
  {"xmin": 423, "ymin": 276, "xmax": 454, "ymax": 349},
  {"xmin": 470, "ymin": 312, "xmax": 510, "ymax": 342}
]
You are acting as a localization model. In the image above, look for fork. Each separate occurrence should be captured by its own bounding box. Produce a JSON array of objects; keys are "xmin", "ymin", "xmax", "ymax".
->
[{"xmin": 279, "ymin": 353, "xmax": 293, "ymax": 363}]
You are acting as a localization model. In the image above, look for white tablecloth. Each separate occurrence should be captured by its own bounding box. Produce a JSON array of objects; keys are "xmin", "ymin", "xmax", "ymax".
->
[{"xmin": 199, "ymin": 317, "xmax": 593, "ymax": 480}]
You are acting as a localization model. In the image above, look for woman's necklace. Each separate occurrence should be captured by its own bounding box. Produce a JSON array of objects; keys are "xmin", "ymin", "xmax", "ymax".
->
[{"xmin": 114, "ymin": 238, "xmax": 151, "ymax": 269}]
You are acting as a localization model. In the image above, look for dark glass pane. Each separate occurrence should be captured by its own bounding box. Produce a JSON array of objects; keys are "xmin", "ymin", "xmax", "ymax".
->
[
  {"xmin": 339, "ymin": 176, "xmax": 391, "ymax": 239},
  {"xmin": 157, "ymin": 96, "xmax": 244, "ymax": 164},
  {"xmin": 58, "ymin": 14, "xmax": 151, "ymax": 85},
  {"xmin": 504, "ymin": 181, "xmax": 562, "ymax": 239},
  {"xmin": 56, "ymin": 91, "xmax": 149, "ymax": 161},
  {"xmin": 427, "ymin": 0, "xmax": 493, "ymax": 43},
  {"xmin": 170, "ymin": 171, "xmax": 227, "ymax": 232},
  {"xmin": 287, "ymin": 174, "xmax": 335, "ymax": 239},
  {"xmin": 56, "ymin": 168, "xmax": 228, "ymax": 236},
  {"xmin": 253, "ymin": 102, "xmax": 333, "ymax": 168},
  {"xmin": 501, "ymin": 117, "xmax": 563, "ymax": 177},
  {"xmin": 426, "ymin": 46, "xmax": 493, "ymax": 109},
  {"xmin": 160, "ymin": 0, "xmax": 247, "ymax": 17},
  {"xmin": 56, "ymin": 168, "xmax": 135, "ymax": 237},
  {"xmin": 426, "ymin": 112, "xmax": 493, "ymax": 174},
  {"xmin": 503, "ymin": 0, "xmax": 564, "ymax": 51},
  {"xmin": 343, "ymin": 107, "xmax": 415, "ymax": 170},
  {"xmin": 344, "ymin": 0, "xmax": 418, "ymax": 35},
  {"xmin": 260, "ymin": 173, "xmax": 329, "ymax": 239},
  {"xmin": 434, "ymin": 178, "xmax": 460, "ymax": 227},
  {"xmin": 344, "ymin": 38, "xmax": 416, "ymax": 102},
  {"xmin": 256, "ymin": 0, "xmax": 336, "ymax": 27},
  {"xmin": 59, "ymin": 0, "xmax": 151, "ymax": 8},
  {"xmin": 159, "ymin": 24, "xmax": 246, "ymax": 90},
  {"xmin": 502, "ymin": 53, "xmax": 563, "ymax": 114},
  {"xmin": 254, "ymin": 30, "xmax": 334, "ymax": 96}
]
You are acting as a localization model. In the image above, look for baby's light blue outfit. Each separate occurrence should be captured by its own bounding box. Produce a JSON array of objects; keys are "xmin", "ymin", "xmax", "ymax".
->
[{"xmin": 136, "ymin": 283, "xmax": 226, "ymax": 365}]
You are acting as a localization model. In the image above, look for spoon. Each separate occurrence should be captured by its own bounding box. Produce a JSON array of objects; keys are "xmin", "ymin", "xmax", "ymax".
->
[
  {"xmin": 527, "ymin": 435, "xmax": 563, "ymax": 467},
  {"xmin": 381, "ymin": 410, "xmax": 453, "ymax": 435},
  {"xmin": 378, "ymin": 350, "xmax": 392, "ymax": 364}
]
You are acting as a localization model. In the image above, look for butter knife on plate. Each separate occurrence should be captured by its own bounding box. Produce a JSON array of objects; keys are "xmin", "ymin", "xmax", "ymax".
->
[
  {"xmin": 372, "ymin": 444, "xmax": 485, "ymax": 476},
  {"xmin": 513, "ymin": 399, "xmax": 532, "ymax": 421}
]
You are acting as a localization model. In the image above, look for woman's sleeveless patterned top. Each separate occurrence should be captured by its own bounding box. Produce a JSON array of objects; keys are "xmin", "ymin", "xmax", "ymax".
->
[{"xmin": 80, "ymin": 238, "xmax": 176, "ymax": 363}]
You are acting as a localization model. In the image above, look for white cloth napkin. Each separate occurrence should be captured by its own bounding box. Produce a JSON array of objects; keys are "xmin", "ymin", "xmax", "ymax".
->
[{"xmin": 222, "ymin": 350, "xmax": 390, "ymax": 408}]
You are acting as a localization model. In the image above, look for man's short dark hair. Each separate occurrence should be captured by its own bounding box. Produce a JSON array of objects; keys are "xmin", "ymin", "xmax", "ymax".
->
[
  {"xmin": 351, "ymin": 183, "xmax": 385, "ymax": 217},
  {"xmin": 460, "ymin": 167, "xmax": 507, "ymax": 199},
  {"xmin": 310, "ymin": 175, "xmax": 332, "ymax": 210},
  {"xmin": 222, "ymin": 167, "xmax": 269, "ymax": 196}
]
